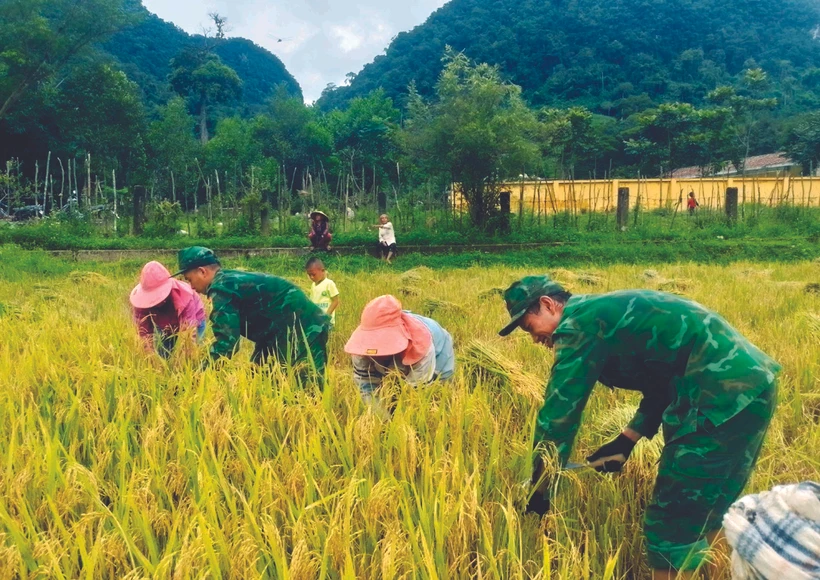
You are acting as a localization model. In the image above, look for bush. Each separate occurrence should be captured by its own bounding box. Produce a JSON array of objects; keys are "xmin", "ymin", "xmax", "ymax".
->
[{"xmin": 143, "ymin": 201, "xmax": 183, "ymax": 238}]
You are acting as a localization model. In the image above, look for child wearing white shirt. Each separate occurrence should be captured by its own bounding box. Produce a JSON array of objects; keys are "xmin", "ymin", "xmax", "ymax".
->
[{"xmin": 373, "ymin": 214, "xmax": 397, "ymax": 264}]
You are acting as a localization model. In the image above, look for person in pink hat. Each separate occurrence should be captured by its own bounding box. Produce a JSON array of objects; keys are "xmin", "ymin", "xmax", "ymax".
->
[
  {"xmin": 130, "ymin": 261, "xmax": 207, "ymax": 358},
  {"xmin": 344, "ymin": 295, "xmax": 455, "ymax": 411}
]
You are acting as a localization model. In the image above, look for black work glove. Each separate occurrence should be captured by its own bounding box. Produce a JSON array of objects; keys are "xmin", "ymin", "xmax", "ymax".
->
[
  {"xmin": 526, "ymin": 456, "xmax": 551, "ymax": 517},
  {"xmin": 526, "ymin": 491, "xmax": 551, "ymax": 516},
  {"xmin": 586, "ymin": 433, "xmax": 636, "ymax": 473}
]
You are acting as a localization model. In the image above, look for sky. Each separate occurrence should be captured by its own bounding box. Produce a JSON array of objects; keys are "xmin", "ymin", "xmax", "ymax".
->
[{"xmin": 142, "ymin": 0, "xmax": 449, "ymax": 103}]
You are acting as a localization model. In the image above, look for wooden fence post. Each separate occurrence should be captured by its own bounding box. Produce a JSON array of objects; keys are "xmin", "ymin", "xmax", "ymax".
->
[
  {"xmin": 725, "ymin": 187, "xmax": 738, "ymax": 223},
  {"xmin": 616, "ymin": 187, "xmax": 629, "ymax": 230},
  {"xmin": 133, "ymin": 185, "xmax": 145, "ymax": 235}
]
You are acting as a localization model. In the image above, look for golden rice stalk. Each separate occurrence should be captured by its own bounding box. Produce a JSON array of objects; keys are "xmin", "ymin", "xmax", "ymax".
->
[
  {"xmin": 772, "ymin": 281, "xmax": 805, "ymax": 290},
  {"xmin": 805, "ymin": 312, "xmax": 820, "ymax": 340},
  {"xmin": 740, "ymin": 268, "xmax": 773, "ymax": 278},
  {"xmin": 462, "ymin": 339, "xmax": 544, "ymax": 403}
]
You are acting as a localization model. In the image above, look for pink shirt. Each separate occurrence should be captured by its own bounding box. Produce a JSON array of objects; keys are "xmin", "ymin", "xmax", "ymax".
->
[{"xmin": 133, "ymin": 281, "xmax": 206, "ymax": 346}]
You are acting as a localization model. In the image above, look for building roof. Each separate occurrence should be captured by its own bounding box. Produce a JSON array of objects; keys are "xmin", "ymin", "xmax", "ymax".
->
[{"xmin": 671, "ymin": 153, "xmax": 796, "ymax": 178}]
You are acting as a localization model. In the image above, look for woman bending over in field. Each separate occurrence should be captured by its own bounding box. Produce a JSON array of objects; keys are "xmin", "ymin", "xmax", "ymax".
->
[{"xmin": 130, "ymin": 261, "xmax": 206, "ymax": 358}]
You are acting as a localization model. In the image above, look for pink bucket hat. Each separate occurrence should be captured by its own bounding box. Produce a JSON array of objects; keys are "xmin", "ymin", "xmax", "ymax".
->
[
  {"xmin": 130, "ymin": 261, "xmax": 175, "ymax": 309},
  {"xmin": 344, "ymin": 295, "xmax": 432, "ymax": 365}
]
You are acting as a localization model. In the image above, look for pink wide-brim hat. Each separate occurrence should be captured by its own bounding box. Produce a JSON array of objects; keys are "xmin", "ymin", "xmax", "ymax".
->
[
  {"xmin": 130, "ymin": 261, "xmax": 175, "ymax": 309},
  {"xmin": 344, "ymin": 295, "xmax": 432, "ymax": 364}
]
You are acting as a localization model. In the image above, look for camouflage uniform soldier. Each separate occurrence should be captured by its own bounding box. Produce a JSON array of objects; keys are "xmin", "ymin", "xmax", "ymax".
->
[
  {"xmin": 175, "ymin": 247, "xmax": 329, "ymax": 383},
  {"xmin": 499, "ymin": 275, "xmax": 780, "ymax": 578}
]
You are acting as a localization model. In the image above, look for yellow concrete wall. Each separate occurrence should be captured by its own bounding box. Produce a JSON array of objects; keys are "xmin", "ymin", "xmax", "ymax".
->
[{"xmin": 455, "ymin": 177, "xmax": 820, "ymax": 213}]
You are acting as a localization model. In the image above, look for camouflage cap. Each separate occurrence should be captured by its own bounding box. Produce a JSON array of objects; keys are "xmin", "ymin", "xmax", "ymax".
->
[
  {"xmin": 498, "ymin": 275, "xmax": 566, "ymax": 336},
  {"xmin": 172, "ymin": 246, "xmax": 220, "ymax": 276}
]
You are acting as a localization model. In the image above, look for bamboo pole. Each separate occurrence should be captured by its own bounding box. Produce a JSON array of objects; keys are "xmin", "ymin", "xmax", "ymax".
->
[
  {"xmin": 34, "ymin": 160, "xmax": 39, "ymax": 209},
  {"xmin": 86, "ymin": 154, "xmax": 91, "ymax": 208},
  {"xmin": 112, "ymin": 169, "xmax": 117, "ymax": 233},
  {"xmin": 43, "ymin": 151, "xmax": 51, "ymax": 211}
]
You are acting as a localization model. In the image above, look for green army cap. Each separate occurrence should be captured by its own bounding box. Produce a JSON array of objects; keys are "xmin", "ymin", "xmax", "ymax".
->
[
  {"xmin": 498, "ymin": 275, "xmax": 566, "ymax": 336},
  {"xmin": 173, "ymin": 246, "xmax": 220, "ymax": 276}
]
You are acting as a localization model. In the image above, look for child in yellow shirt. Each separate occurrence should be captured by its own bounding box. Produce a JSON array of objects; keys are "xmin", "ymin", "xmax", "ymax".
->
[{"xmin": 305, "ymin": 257, "xmax": 340, "ymax": 327}]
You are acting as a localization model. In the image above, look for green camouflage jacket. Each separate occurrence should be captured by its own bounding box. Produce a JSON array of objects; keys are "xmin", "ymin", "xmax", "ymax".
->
[
  {"xmin": 207, "ymin": 269, "xmax": 329, "ymax": 360},
  {"xmin": 536, "ymin": 290, "xmax": 780, "ymax": 464}
]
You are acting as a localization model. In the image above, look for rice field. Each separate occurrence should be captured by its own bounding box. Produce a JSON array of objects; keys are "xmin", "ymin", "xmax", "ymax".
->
[{"xmin": 0, "ymin": 249, "xmax": 818, "ymax": 579}]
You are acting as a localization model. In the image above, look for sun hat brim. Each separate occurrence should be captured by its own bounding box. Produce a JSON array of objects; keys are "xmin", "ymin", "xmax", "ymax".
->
[
  {"xmin": 310, "ymin": 210, "xmax": 329, "ymax": 220},
  {"xmin": 130, "ymin": 277, "xmax": 174, "ymax": 309},
  {"xmin": 344, "ymin": 325, "xmax": 409, "ymax": 358}
]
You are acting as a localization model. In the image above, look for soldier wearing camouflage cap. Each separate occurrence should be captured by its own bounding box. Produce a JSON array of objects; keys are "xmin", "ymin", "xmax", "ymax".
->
[
  {"xmin": 500, "ymin": 275, "xmax": 780, "ymax": 579},
  {"xmin": 175, "ymin": 247, "xmax": 329, "ymax": 384}
]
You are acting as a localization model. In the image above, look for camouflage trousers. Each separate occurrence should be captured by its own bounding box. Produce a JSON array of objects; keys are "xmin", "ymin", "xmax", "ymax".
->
[
  {"xmin": 250, "ymin": 327, "xmax": 328, "ymax": 389},
  {"xmin": 644, "ymin": 383, "xmax": 777, "ymax": 571}
]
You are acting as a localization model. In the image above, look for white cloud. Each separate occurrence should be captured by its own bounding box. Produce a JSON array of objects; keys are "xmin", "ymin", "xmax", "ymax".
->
[{"xmin": 332, "ymin": 25, "xmax": 364, "ymax": 53}]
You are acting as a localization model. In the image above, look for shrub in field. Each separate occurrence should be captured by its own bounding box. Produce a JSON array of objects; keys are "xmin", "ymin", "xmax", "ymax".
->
[{"xmin": 143, "ymin": 201, "xmax": 183, "ymax": 238}]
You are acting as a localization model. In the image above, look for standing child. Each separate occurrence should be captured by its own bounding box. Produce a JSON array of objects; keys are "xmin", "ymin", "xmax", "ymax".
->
[
  {"xmin": 687, "ymin": 191, "xmax": 700, "ymax": 216},
  {"xmin": 373, "ymin": 213, "xmax": 397, "ymax": 264},
  {"xmin": 305, "ymin": 257, "xmax": 340, "ymax": 328}
]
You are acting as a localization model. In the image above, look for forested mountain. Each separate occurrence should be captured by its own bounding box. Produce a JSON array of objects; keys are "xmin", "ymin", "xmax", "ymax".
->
[
  {"xmin": 104, "ymin": 2, "xmax": 302, "ymax": 109},
  {"xmin": 317, "ymin": 0, "xmax": 820, "ymax": 115}
]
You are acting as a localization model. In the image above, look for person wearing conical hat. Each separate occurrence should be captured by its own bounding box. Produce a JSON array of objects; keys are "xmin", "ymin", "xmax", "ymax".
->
[
  {"xmin": 174, "ymin": 246, "xmax": 330, "ymax": 384},
  {"xmin": 498, "ymin": 274, "xmax": 780, "ymax": 579},
  {"xmin": 308, "ymin": 210, "xmax": 332, "ymax": 251},
  {"xmin": 130, "ymin": 261, "xmax": 206, "ymax": 358},
  {"xmin": 344, "ymin": 295, "xmax": 455, "ymax": 410}
]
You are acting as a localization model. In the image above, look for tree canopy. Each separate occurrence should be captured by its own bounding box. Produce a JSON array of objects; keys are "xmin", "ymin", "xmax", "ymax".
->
[{"xmin": 317, "ymin": 0, "xmax": 820, "ymax": 119}]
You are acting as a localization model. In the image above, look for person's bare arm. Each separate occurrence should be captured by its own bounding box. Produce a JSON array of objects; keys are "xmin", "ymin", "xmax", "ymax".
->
[{"xmin": 327, "ymin": 295, "xmax": 340, "ymax": 316}]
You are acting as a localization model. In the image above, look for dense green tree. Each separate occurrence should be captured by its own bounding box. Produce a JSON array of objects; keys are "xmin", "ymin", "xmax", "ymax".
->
[
  {"xmin": 169, "ymin": 50, "xmax": 243, "ymax": 144},
  {"xmin": 785, "ymin": 113, "xmax": 820, "ymax": 174},
  {"xmin": 325, "ymin": 89, "xmax": 402, "ymax": 196},
  {"xmin": 251, "ymin": 88, "xmax": 335, "ymax": 193},
  {"xmin": 0, "ymin": 0, "xmax": 132, "ymax": 120},
  {"xmin": 707, "ymin": 69, "xmax": 778, "ymax": 171},
  {"xmin": 146, "ymin": 97, "xmax": 200, "ymax": 200},
  {"xmin": 53, "ymin": 63, "xmax": 145, "ymax": 171},
  {"xmin": 407, "ymin": 49, "xmax": 538, "ymax": 228},
  {"xmin": 203, "ymin": 117, "xmax": 262, "ymax": 184},
  {"xmin": 538, "ymin": 107, "xmax": 615, "ymax": 178},
  {"xmin": 625, "ymin": 103, "xmax": 703, "ymax": 176}
]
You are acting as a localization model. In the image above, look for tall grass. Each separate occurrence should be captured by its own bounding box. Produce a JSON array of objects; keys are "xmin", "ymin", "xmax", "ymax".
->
[{"xmin": 0, "ymin": 250, "xmax": 817, "ymax": 578}]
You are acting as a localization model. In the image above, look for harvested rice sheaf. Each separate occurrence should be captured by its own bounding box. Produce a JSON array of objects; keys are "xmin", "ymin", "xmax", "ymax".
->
[
  {"xmin": 478, "ymin": 287, "xmax": 505, "ymax": 301},
  {"xmin": 68, "ymin": 271, "xmax": 111, "ymax": 285},
  {"xmin": 400, "ymin": 266, "xmax": 434, "ymax": 284},
  {"xmin": 421, "ymin": 298, "xmax": 464, "ymax": 316},
  {"xmin": 463, "ymin": 340, "xmax": 544, "ymax": 402},
  {"xmin": 805, "ymin": 282, "xmax": 820, "ymax": 294},
  {"xmin": 398, "ymin": 285, "xmax": 420, "ymax": 297}
]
